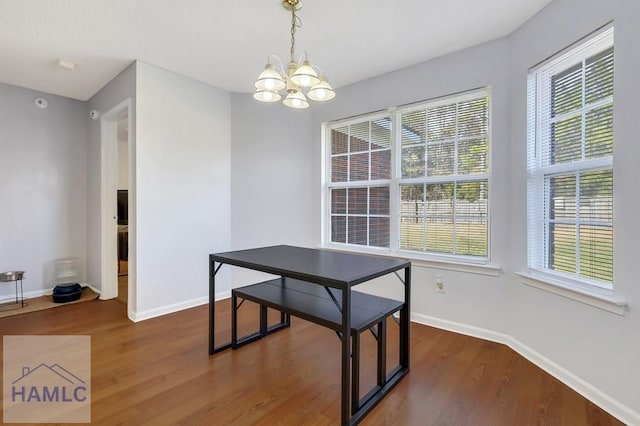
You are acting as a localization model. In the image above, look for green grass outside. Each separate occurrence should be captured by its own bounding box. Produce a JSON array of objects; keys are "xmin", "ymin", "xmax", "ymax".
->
[
  {"xmin": 400, "ymin": 220, "xmax": 487, "ymax": 256},
  {"xmin": 550, "ymin": 224, "xmax": 613, "ymax": 282},
  {"xmin": 399, "ymin": 221, "xmax": 612, "ymax": 283}
]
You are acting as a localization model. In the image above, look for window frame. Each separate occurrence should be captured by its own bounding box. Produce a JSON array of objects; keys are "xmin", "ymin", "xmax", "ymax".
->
[
  {"xmin": 322, "ymin": 88, "xmax": 492, "ymax": 264},
  {"xmin": 323, "ymin": 111, "xmax": 394, "ymax": 252},
  {"xmin": 526, "ymin": 24, "xmax": 614, "ymax": 290}
]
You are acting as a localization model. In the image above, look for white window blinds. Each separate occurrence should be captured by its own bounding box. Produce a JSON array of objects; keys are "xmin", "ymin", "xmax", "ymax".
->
[
  {"xmin": 328, "ymin": 116, "xmax": 392, "ymax": 248},
  {"xmin": 527, "ymin": 26, "xmax": 614, "ymax": 287},
  {"xmin": 399, "ymin": 91, "xmax": 490, "ymax": 257}
]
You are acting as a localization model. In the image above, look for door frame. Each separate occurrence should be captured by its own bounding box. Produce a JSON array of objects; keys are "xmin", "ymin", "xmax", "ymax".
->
[{"xmin": 99, "ymin": 98, "xmax": 134, "ymax": 312}]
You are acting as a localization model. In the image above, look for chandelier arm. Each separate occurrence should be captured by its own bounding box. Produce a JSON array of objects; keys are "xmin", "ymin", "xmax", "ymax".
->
[
  {"xmin": 308, "ymin": 61, "xmax": 322, "ymax": 75},
  {"xmin": 268, "ymin": 54, "xmax": 286, "ymax": 77},
  {"xmin": 295, "ymin": 51, "xmax": 310, "ymax": 67}
]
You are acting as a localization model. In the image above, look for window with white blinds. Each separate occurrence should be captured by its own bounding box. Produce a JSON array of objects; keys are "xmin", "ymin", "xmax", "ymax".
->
[
  {"xmin": 527, "ymin": 26, "xmax": 614, "ymax": 287},
  {"xmin": 328, "ymin": 116, "xmax": 392, "ymax": 248},
  {"xmin": 325, "ymin": 88, "xmax": 490, "ymax": 260},
  {"xmin": 399, "ymin": 92, "xmax": 489, "ymax": 257}
]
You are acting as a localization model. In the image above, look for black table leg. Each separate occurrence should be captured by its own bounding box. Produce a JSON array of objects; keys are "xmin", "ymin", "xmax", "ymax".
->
[
  {"xmin": 400, "ymin": 265, "xmax": 411, "ymax": 369},
  {"xmin": 209, "ymin": 258, "xmax": 216, "ymax": 354},
  {"xmin": 341, "ymin": 286, "xmax": 351, "ymax": 426},
  {"xmin": 209, "ymin": 259, "xmax": 232, "ymax": 353},
  {"xmin": 260, "ymin": 305, "xmax": 268, "ymax": 337}
]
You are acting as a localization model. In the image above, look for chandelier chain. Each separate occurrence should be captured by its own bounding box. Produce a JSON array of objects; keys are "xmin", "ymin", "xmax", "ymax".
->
[{"xmin": 289, "ymin": 7, "xmax": 301, "ymax": 62}]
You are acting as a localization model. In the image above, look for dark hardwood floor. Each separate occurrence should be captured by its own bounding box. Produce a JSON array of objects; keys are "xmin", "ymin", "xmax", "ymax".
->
[
  {"xmin": 117, "ymin": 260, "xmax": 128, "ymax": 304},
  {"xmin": 0, "ymin": 298, "xmax": 624, "ymax": 425}
]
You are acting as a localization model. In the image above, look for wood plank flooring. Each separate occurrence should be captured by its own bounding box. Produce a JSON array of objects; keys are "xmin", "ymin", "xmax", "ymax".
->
[
  {"xmin": 117, "ymin": 260, "xmax": 128, "ymax": 304},
  {"xmin": 0, "ymin": 298, "xmax": 624, "ymax": 425}
]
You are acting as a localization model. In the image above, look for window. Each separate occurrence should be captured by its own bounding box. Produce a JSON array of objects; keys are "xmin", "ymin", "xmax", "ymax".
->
[
  {"xmin": 324, "ymin": 88, "xmax": 490, "ymax": 261},
  {"xmin": 399, "ymin": 94, "xmax": 489, "ymax": 257},
  {"xmin": 328, "ymin": 115, "xmax": 392, "ymax": 248},
  {"xmin": 527, "ymin": 26, "xmax": 614, "ymax": 287}
]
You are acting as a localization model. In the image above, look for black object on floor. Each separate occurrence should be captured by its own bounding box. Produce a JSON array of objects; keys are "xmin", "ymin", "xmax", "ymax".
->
[{"xmin": 52, "ymin": 283, "xmax": 82, "ymax": 303}]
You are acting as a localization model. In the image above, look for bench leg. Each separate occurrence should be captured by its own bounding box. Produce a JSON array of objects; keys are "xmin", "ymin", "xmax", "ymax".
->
[
  {"xmin": 377, "ymin": 319, "xmax": 387, "ymax": 386},
  {"xmin": 351, "ymin": 330, "xmax": 360, "ymax": 415},
  {"xmin": 281, "ymin": 311, "xmax": 290, "ymax": 327}
]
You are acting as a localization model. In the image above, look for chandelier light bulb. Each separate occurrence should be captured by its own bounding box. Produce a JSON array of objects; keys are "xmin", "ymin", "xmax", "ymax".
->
[
  {"xmin": 307, "ymin": 77, "xmax": 335, "ymax": 102},
  {"xmin": 290, "ymin": 60, "xmax": 320, "ymax": 88},
  {"xmin": 255, "ymin": 64, "xmax": 286, "ymax": 92},
  {"xmin": 283, "ymin": 90, "xmax": 309, "ymax": 109},
  {"xmin": 254, "ymin": 89, "xmax": 282, "ymax": 103}
]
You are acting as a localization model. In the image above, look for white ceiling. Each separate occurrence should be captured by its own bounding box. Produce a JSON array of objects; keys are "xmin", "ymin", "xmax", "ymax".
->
[{"xmin": 0, "ymin": 0, "xmax": 552, "ymax": 101}]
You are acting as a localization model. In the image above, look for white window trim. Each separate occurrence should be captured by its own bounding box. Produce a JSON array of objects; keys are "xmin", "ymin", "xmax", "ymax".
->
[
  {"xmin": 517, "ymin": 271, "xmax": 626, "ymax": 316},
  {"xmin": 320, "ymin": 243, "xmax": 501, "ymax": 277},
  {"xmin": 324, "ymin": 111, "xmax": 393, "ymax": 249},
  {"xmin": 321, "ymin": 88, "xmax": 497, "ymax": 272},
  {"xmin": 525, "ymin": 24, "xmax": 618, "ymax": 303}
]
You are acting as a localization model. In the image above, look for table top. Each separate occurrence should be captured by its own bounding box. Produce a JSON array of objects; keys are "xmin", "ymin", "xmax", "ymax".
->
[{"xmin": 211, "ymin": 245, "xmax": 410, "ymax": 288}]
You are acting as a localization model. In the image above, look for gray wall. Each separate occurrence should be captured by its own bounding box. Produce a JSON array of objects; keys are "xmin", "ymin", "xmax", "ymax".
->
[
  {"xmin": 0, "ymin": 83, "xmax": 88, "ymax": 296},
  {"xmin": 134, "ymin": 62, "xmax": 231, "ymax": 318},
  {"xmin": 229, "ymin": 95, "xmax": 315, "ymax": 286},
  {"xmin": 230, "ymin": 97, "xmax": 314, "ymax": 249},
  {"xmin": 35, "ymin": 59, "xmax": 232, "ymax": 320}
]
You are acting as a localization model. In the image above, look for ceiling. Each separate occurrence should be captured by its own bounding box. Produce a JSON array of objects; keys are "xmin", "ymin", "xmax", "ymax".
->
[{"xmin": 0, "ymin": 0, "xmax": 552, "ymax": 101}]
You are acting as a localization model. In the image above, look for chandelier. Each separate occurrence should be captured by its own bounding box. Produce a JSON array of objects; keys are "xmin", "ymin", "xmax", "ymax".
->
[{"xmin": 253, "ymin": 0, "xmax": 335, "ymax": 109}]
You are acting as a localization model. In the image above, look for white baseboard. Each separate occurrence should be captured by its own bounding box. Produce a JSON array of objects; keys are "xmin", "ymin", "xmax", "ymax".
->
[
  {"xmin": 215, "ymin": 290, "xmax": 231, "ymax": 301},
  {"xmin": 129, "ymin": 290, "xmax": 230, "ymax": 322},
  {"xmin": 411, "ymin": 313, "xmax": 511, "ymax": 344},
  {"xmin": 0, "ymin": 288, "xmax": 49, "ymax": 303},
  {"xmin": 411, "ymin": 313, "xmax": 640, "ymax": 426},
  {"xmin": 84, "ymin": 283, "xmax": 101, "ymax": 295},
  {"xmin": 0, "ymin": 283, "xmax": 99, "ymax": 304},
  {"xmin": 131, "ymin": 296, "xmax": 209, "ymax": 322}
]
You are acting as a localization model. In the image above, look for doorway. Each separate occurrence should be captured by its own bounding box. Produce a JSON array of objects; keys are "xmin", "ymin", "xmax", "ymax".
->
[
  {"xmin": 116, "ymin": 115, "xmax": 129, "ymax": 304},
  {"xmin": 100, "ymin": 99, "xmax": 135, "ymax": 317}
]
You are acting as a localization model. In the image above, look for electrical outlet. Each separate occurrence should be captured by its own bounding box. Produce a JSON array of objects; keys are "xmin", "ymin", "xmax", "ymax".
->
[{"xmin": 435, "ymin": 275, "xmax": 445, "ymax": 293}]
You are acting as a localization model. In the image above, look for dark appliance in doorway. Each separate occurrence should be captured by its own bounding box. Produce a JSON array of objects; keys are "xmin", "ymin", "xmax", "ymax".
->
[{"xmin": 117, "ymin": 190, "xmax": 128, "ymax": 261}]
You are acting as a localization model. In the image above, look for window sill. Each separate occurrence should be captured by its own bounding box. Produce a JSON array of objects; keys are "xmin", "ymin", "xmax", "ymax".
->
[
  {"xmin": 517, "ymin": 271, "xmax": 627, "ymax": 316},
  {"xmin": 319, "ymin": 244, "xmax": 502, "ymax": 277},
  {"xmin": 408, "ymin": 256, "xmax": 501, "ymax": 276}
]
